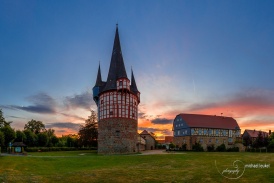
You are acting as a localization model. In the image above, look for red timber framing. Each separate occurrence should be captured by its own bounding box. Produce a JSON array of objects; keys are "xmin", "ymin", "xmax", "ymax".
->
[{"xmin": 99, "ymin": 91, "xmax": 138, "ymax": 120}]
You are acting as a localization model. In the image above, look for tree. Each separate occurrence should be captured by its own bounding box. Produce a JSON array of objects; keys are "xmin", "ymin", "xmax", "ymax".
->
[
  {"xmin": 268, "ymin": 139, "xmax": 274, "ymax": 149},
  {"xmin": 24, "ymin": 130, "xmax": 37, "ymax": 147},
  {"xmin": 0, "ymin": 125, "xmax": 16, "ymax": 147},
  {"xmin": 0, "ymin": 109, "xmax": 11, "ymax": 128},
  {"xmin": 24, "ymin": 119, "xmax": 45, "ymax": 134},
  {"xmin": 243, "ymin": 135, "xmax": 252, "ymax": 147},
  {"xmin": 50, "ymin": 135, "xmax": 59, "ymax": 146},
  {"xmin": 15, "ymin": 130, "xmax": 26, "ymax": 142},
  {"xmin": 253, "ymin": 131, "xmax": 268, "ymax": 148},
  {"xmin": 66, "ymin": 136, "xmax": 78, "ymax": 147},
  {"xmin": 78, "ymin": 110, "xmax": 98, "ymax": 147},
  {"xmin": 0, "ymin": 131, "xmax": 4, "ymax": 147},
  {"xmin": 45, "ymin": 128, "xmax": 56, "ymax": 147},
  {"xmin": 270, "ymin": 132, "xmax": 274, "ymax": 141},
  {"xmin": 0, "ymin": 109, "xmax": 6, "ymax": 128},
  {"xmin": 37, "ymin": 132, "xmax": 49, "ymax": 147}
]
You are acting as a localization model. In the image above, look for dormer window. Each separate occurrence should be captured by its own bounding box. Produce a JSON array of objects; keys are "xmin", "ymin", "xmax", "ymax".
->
[{"xmin": 119, "ymin": 80, "xmax": 122, "ymax": 86}]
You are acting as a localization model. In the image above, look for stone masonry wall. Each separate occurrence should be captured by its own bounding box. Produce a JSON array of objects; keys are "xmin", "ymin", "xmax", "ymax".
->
[
  {"xmin": 140, "ymin": 135, "xmax": 156, "ymax": 150},
  {"xmin": 98, "ymin": 118, "xmax": 137, "ymax": 154},
  {"xmin": 173, "ymin": 136, "xmax": 238, "ymax": 151}
]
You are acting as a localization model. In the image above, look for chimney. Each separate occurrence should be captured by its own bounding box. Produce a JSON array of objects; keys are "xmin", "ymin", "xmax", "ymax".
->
[{"xmin": 269, "ymin": 130, "xmax": 272, "ymax": 135}]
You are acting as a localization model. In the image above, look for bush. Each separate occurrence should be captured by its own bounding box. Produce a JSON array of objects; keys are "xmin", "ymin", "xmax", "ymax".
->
[
  {"xmin": 216, "ymin": 144, "xmax": 226, "ymax": 152},
  {"xmin": 207, "ymin": 145, "xmax": 215, "ymax": 152},
  {"xmin": 192, "ymin": 142, "xmax": 204, "ymax": 152},
  {"xmin": 227, "ymin": 147, "xmax": 239, "ymax": 152},
  {"xmin": 25, "ymin": 147, "xmax": 97, "ymax": 152},
  {"xmin": 268, "ymin": 139, "xmax": 274, "ymax": 149},
  {"xmin": 181, "ymin": 144, "xmax": 187, "ymax": 151},
  {"xmin": 169, "ymin": 143, "xmax": 175, "ymax": 149}
]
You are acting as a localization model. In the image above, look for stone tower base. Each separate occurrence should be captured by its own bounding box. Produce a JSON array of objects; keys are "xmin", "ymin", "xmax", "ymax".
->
[{"xmin": 98, "ymin": 118, "xmax": 137, "ymax": 154}]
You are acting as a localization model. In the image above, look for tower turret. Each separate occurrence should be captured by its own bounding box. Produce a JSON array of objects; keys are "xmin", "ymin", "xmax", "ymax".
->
[
  {"xmin": 93, "ymin": 63, "xmax": 103, "ymax": 105},
  {"xmin": 130, "ymin": 69, "xmax": 140, "ymax": 103}
]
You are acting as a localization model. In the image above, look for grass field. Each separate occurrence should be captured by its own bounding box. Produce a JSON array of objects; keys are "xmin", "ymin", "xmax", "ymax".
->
[{"xmin": 0, "ymin": 151, "xmax": 273, "ymax": 182}]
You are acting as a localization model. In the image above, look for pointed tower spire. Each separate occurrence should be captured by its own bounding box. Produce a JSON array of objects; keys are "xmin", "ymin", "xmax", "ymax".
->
[
  {"xmin": 130, "ymin": 68, "xmax": 139, "ymax": 93},
  {"xmin": 103, "ymin": 25, "xmax": 128, "ymax": 91},
  {"xmin": 95, "ymin": 62, "xmax": 102, "ymax": 86}
]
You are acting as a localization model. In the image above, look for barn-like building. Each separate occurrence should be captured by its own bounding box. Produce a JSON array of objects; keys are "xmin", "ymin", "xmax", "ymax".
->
[
  {"xmin": 173, "ymin": 113, "xmax": 241, "ymax": 150},
  {"xmin": 139, "ymin": 130, "xmax": 156, "ymax": 150},
  {"xmin": 93, "ymin": 25, "xmax": 140, "ymax": 154}
]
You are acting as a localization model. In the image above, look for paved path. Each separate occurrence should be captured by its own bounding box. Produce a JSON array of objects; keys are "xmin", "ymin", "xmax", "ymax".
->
[{"xmin": 139, "ymin": 149, "xmax": 186, "ymax": 155}]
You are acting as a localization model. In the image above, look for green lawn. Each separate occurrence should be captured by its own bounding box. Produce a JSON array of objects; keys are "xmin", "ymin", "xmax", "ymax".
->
[{"xmin": 0, "ymin": 151, "xmax": 273, "ymax": 182}]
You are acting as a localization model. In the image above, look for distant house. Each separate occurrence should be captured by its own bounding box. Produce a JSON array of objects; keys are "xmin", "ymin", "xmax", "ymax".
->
[
  {"xmin": 242, "ymin": 129, "xmax": 270, "ymax": 146},
  {"xmin": 12, "ymin": 142, "xmax": 27, "ymax": 154},
  {"xmin": 157, "ymin": 136, "xmax": 174, "ymax": 149},
  {"xmin": 137, "ymin": 135, "xmax": 146, "ymax": 151},
  {"xmin": 140, "ymin": 130, "xmax": 156, "ymax": 150},
  {"xmin": 165, "ymin": 136, "xmax": 173, "ymax": 143},
  {"xmin": 173, "ymin": 113, "xmax": 241, "ymax": 150}
]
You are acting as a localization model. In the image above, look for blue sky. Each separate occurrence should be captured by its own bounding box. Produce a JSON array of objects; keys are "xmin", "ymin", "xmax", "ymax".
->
[{"xmin": 1, "ymin": 0, "xmax": 274, "ymax": 137}]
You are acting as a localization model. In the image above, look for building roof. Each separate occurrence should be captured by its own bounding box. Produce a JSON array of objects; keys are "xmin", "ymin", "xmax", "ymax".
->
[
  {"xmin": 140, "ymin": 130, "xmax": 150, "ymax": 135},
  {"xmin": 244, "ymin": 130, "xmax": 269, "ymax": 138},
  {"xmin": 103, "ymin": 25, "xmax": 128, "ymax": 91},
  {"xmin": 140, "ymin": 130, "xmax": 156, "ymax": 139},
  {"xmin": 177, "ymin": 113, "xmax": 240, "ymax": 130},
  {"xmin": 165, "ymin": 136, "xmax": 173, "ymax": 143},
  {"xmin": 95, "ymin": 63, "xmax": 103, "ymax": 87},
  {"xmin": 130, "ymin": 69, "xmax": 139, "ymax": 94},
  {"xmin": 157, "ymin": 140, "xmax": 165, "ymax": 144},
  {"xmin": 12, "ymin": 142, "xmax": 27, "ymax": 147}
]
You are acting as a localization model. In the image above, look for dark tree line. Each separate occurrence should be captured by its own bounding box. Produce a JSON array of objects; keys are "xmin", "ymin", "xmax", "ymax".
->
[
  {"xmin": 243, "ymin": 131, "xmax": 273, "ymax": 149},
  {"xmin": 78, "ymin": 110, "xmax": 98, "ymax": 147},
  {"xmin": 0, "ymin": 108, "xmax": 98, "ymax": 151}
]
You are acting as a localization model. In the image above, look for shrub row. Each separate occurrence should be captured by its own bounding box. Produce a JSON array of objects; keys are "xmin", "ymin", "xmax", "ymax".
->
[
  {"xmin": 168, "ymin": 143, "xmax": 240, "ymax": 152},
  {"xmin": 25, "ymin": 147, "xmax": 97, "ymax": 152}
]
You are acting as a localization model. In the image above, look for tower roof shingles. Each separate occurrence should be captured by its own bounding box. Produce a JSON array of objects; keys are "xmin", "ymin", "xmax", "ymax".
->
[
  {"xmin": 130, "ymin": 69, "xmax": 139, "ymax": 93},
  {"xmin": 177, "ymin": 113, "xmax": 240, "ymax": 130},
  {"xmin": 103, "ymin": 26, "xmax": 128, "ymax": 92}
]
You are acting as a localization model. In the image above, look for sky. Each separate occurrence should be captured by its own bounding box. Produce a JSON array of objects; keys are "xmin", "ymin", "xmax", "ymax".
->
[{"xmin": 1, "ymin": 0, "xmax": 274, "ymax": 138}]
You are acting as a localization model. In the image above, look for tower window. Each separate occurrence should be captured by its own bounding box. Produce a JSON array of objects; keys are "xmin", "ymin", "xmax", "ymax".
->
[
  {"xmin": 116, "ymin": 130, "xmax": 120, "ymax": 137},
  {"xmin": 119, "ymin": 81, "xmax": 123, "ymax": 86},
  {"xmin": 110, "ymin": 111, "xmax": 113, "ymax": 115},
  {"xmin": 132, "ymin": 113, "xmax": 135, "ymax": 117},
  {"xmin": 101, "ymin": 100, "xmax": 104, "ymax": 104}
]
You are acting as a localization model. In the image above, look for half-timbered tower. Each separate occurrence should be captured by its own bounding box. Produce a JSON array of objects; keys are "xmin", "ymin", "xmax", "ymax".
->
[{"xmin": 93, "ymin": 25, "xmax": 140, "ymax": 154}]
